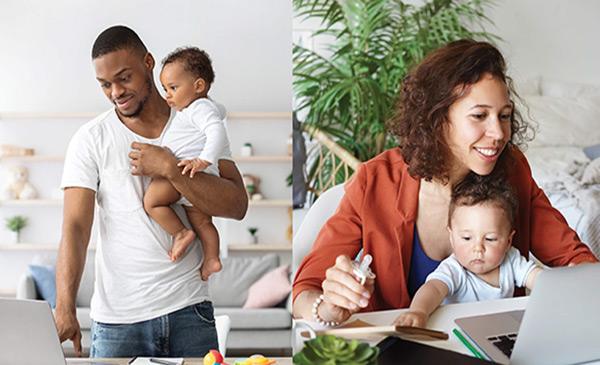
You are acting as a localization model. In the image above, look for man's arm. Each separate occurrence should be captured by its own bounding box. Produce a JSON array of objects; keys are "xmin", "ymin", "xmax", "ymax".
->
[
  {"xmin": 55, "ymin": 187, "xmax": 95, "ymax": 356},
  {"xmin": 129, "ymin": 142, "xmax": 248, "ymax": 219}
]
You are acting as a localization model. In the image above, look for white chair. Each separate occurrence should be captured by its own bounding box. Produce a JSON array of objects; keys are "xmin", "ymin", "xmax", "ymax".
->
[
  {"xmin": 292, "ymin": 183, "xmax": 345, "ymax": 275},
  {"xmin": 214, "ymin": 315, "xmax": 231, "ymax": 355},
  {"xmin": 291, "ymin": 184, "xmax": 346, "ymax": 353}
]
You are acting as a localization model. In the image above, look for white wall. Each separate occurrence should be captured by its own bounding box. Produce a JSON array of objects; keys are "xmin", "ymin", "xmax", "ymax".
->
[
  {"xmin": 293, "ymin": 0, "xmax": 600, "ymax": 87},
  {"xmin": 488, "ymin": 0, "xmax": 600, "ymax": 85},
  {"xmin": 0, "ymin": 0, "xmax": 292, "ymax": 292},
  {"xmin": 0, "ymin": 0, "xmax": 292, "ymax": 113}
]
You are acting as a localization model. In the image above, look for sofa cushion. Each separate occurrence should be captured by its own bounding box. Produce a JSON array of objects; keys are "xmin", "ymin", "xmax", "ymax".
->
[
  {"xmin": 208, "ymin": 254, "xmax": 279, "ymax": 307},
  {"xmin": 76, "ymin": 307, "xmax": 93, "ymax": 330},
  {"xmin": 214, "ymin": 307, "xmax": 291, "ymax": 329},
  {"xmin": 76, "ymin": 257, "xmax": 95, "ymax": 307},
  {"xmin": 29, "ymin": 265, "xmax": 56, "ymax": 308},
  {"xmin": 243, "ymin": 265, "xmax": 291, "ymax": 309}
]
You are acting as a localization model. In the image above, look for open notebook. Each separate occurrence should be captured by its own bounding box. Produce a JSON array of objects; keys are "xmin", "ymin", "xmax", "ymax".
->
[{"xmin": 300, "ymin": 319, "xmax": 448, "ymax": 342}]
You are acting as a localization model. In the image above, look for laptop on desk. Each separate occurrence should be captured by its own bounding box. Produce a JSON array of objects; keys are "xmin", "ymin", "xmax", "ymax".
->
[
  {"xmin": 0, "ymin": 298, "xmax": 67, "ymax": 365},
  {"xmin": 455, "ymin": 263, "xmax": 600, "ymax": 365}
]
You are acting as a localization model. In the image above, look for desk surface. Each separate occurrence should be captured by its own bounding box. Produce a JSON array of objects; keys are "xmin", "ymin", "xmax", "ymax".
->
[
  {"xmin": 294, "ymin": 296, "xmax": 529, "ymax": 358},
  {"xmin": 66, "ymin": 358, "xmax": 292, "ymax": 365},
  {"xmin": 350, "ymin": 296, "xmax": 528, "ymax": 356}
]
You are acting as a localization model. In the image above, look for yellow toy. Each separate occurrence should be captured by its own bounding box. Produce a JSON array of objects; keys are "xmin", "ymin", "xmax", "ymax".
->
[{"xmin": 233, "ymin": 354, "xmax": 276, "ymax": 365}]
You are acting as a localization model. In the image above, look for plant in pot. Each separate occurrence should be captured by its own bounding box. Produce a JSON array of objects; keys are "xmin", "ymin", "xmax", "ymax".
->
[
  {"xmin": 294, "ymin": 0, "xmax": 498, "ymax": 194},
  {"xmin": 5, "ymin": 215, "xmax": 27, "ymax": 244},
  {"xmin": 241, "ymin": 142, "xmax": 254, "ymax": 157},
  {"xmin": 293, "ymin": 334, "xmax": 379, "ymax": 365},
  {"xmin": 247, "ymin": 227, "xmax": 259, "ymax": 244}
]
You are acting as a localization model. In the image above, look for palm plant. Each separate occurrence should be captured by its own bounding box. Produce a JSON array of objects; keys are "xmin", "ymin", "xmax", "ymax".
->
[{"xmin": 294, "ymin": 0, "xmax": 498, "ymax": 194}]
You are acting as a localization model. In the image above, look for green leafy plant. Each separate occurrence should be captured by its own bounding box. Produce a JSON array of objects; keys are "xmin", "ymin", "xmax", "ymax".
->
[
  {"xmin": 247, "ymin": 227, "xmax": 259, "ymax": 236},
  {"xmin": 293, "ymin": 335, "xmax": 379, "ymax": 365},
  {"xmin": 294, "ymin": 0, "xmax": 498, "ymax": 190},
  {"xmin": 5, "ymin": 215, "xmax": 27, "ymax": 233}
]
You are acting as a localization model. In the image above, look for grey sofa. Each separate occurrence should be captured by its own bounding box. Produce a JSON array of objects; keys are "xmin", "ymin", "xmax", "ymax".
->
[{"xmin": 17, "ymin": 253, "xmax": 291, "ymax": 356}]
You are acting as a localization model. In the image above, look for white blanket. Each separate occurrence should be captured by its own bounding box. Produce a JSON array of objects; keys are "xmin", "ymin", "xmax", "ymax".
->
[{"xmin": 525, "ymin": 147, "xmax": 600, "ymax": 258}]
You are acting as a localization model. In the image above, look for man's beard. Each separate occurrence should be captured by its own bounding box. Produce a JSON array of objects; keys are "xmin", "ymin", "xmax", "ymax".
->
[{"xmin": 117, "ymin": 76, "xmax": 153, "ymax": 117}]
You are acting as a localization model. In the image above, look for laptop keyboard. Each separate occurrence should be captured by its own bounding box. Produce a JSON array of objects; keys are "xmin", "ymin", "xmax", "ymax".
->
[{"xmin": 488, "ymin": 333, "xmax": 518, "ymax": 357}]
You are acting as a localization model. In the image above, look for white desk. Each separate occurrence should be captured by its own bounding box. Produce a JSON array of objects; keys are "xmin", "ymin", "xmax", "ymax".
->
[
  {"xmin": 294, "ymin": 297, "xmax": 528, "ymax": 357},
  {"xmin": 349, "ymin": 296, "xmax": 528, "ymax": 356}
]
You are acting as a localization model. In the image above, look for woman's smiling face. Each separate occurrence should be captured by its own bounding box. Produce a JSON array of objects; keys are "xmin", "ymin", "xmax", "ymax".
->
[{"xmin": 445, "ymin": 73, "xmax": 513, "ymax": 182}]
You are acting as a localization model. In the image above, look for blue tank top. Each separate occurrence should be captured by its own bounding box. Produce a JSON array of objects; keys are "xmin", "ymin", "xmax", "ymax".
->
[{"xmin": 407, "ymin": 227, "xmax": 441, "ymax": 297}]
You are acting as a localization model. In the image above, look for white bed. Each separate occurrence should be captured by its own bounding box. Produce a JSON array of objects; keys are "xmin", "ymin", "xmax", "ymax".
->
[{"xmin": 519, "ymin": 78, "xmax": 600, "ymax": 258}]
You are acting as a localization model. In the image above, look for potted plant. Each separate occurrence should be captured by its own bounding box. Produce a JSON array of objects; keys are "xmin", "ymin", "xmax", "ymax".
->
[
  {"xmin": 293, "ymin": 335, "xmax": 379, "ymax": 365},
  {"xmin": 247, "ymin": 227, "xmax": 259, "ymax": 244},
  {"xmin": 241, "ymin": 142, "xmax": 254, "ymax": 157},
  {"xmin": 5, "ymin": 215, "xmax": 27, "ymax": 244},
  {"xmin": 294, "ymin": 0, "xmax": 498, "ymax": 192}
]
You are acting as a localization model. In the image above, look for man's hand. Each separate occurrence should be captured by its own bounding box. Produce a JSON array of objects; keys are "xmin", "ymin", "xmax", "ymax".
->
[
  {"xmin": 394, "ymin": 310, "xmax": 428, "ymax": 328},
  {"xmin": 129, "ymin": 142, "xmax": 178, "ymax": 179},
  {"xmin": 178, "ymin": 158, "xmax": 212, "ymax": 178},
  {"xmin": 55, "ymin": 309, "xmax": 82, "ymax": 356}
]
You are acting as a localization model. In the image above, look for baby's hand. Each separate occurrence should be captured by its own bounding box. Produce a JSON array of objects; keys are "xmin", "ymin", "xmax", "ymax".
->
[
  {"xmin": 177, "ymin": 158, "xmax": 212, "ymax": 178},
  {"xmin": 393, "ymin": 310, "xmax": 428, "ymax": 328}
]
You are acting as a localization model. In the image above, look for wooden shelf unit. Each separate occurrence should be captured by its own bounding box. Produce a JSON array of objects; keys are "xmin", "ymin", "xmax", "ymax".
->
[
  {"xmin": 0, "ymin": 199, "xmax": 290, "ymax": 207},
  {"xmin": 0, "ymin": 111, "xmax": 291, "ymax": 120},
  {"xmin": 228, "ymin": 244, "xmax": 292, "ymax": 252},
  {"xmin": 1, "ymin": 155, "xmax": 291, "ymax": 163},
  {"xmin": 0, "ymin": 244, "xmax": 96, "ymax": 251}
]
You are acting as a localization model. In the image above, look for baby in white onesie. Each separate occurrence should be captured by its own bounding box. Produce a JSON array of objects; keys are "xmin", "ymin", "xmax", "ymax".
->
[
  {"xmin": 395, "ymin": 174, "xmax": 542, "ymax": 328},
  {"xmin": 144, "ymin": 47, "xmax": 230, "ymax": 281}
]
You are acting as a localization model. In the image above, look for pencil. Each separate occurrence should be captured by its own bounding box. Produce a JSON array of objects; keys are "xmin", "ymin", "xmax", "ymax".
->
[{"xmin": 452, "ymin": 328, "xmax": 485, "ymax": 360}]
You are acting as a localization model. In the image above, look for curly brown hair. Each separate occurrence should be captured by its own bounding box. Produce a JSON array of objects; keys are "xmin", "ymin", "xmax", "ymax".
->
[
  {"xmin": 387, "ymin": 39, "xmax": 533, "ymax": 182},
  {"xmin": 162, "ymin": 46, "xmax": 215, "ymax": 87},
  {"xmin": 448, "ymin": 172, "xmax": 518, "ymax": 229}
]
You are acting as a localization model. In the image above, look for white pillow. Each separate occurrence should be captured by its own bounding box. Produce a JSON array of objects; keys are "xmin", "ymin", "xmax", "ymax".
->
[{"xmin": 520, "ymin": 95, "xmax": 600, "ymax": 147}]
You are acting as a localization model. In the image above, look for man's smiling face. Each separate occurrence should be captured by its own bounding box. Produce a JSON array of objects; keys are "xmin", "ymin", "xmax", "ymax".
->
[{"xmin": 93, "ymin": 48, "xmax": 153, "ymax": 117}]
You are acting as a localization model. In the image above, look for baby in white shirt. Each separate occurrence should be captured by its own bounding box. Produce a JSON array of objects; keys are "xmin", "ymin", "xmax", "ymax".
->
[
  {"xmin": 144, "ymin": 47, "xmax": 231, "ymax": 280},
  {"xmin": 395, "ymin": 174, "xmax": 542, "ymax": 327}
]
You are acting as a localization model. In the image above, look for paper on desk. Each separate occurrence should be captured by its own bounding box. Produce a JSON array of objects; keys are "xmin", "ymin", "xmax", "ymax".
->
[{"xmin": 129, "ymin": 358, "xmax": 184, "ymax": 365}]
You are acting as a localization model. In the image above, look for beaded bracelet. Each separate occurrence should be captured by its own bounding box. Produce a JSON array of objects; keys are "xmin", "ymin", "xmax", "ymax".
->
[{"xmin": 312, "ymin": 294, "xmax": 340, "ymax": 327}]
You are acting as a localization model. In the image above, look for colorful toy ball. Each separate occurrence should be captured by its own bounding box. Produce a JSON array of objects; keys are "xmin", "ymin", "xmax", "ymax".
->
[{"xmin": 204, "ymin": 349, "xmax": 225, "ymax": 365}]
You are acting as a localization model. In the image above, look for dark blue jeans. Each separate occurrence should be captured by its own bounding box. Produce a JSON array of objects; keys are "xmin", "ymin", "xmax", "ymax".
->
[{"xmin": 90, "ymin": 301, "xmax": 218, "ymax": 357}]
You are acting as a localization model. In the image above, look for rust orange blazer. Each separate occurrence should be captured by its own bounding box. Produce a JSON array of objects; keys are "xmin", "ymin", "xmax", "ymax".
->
[{"xmin": 293, "ymin": 147, "xmax": 598, "ymax": 311}]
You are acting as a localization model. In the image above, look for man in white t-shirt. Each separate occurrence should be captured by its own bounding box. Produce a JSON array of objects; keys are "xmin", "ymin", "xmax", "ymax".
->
[{"xmin": 54, "ymin": 25, "xmax": 248, "ymax": 358}]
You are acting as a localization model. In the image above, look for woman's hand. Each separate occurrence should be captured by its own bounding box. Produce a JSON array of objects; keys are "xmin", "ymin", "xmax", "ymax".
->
[
  {"xmin": 394, "ymin": 310, "xmax": 428, "ymax": 328},
  {"xmin": 318, "ymin": 255, "xmax": 375, "ymax": 323}
]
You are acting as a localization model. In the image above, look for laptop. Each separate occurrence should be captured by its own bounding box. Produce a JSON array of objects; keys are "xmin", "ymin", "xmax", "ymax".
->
[
  {"xmin": 455, "ymin": 263, "xmax": 600, "ymax": 365},
  {"xmin": 0, "ymin": 298, "xmax": 67, "ymax": 365}
]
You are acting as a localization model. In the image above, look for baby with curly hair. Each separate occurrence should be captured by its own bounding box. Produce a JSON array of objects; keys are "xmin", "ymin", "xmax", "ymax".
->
[
  {"xmin": 395, "ymin": 174, "xmax": 543, "ymax": 328},
  {"xmin": 144, "ymin": 47, "xmax": 231, "ymax": 280}
]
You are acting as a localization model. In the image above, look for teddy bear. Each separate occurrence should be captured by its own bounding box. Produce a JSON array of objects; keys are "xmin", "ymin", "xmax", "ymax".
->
[{"xmin": 1, "ymin": 166, "xmax": 38, "ymax": 200}]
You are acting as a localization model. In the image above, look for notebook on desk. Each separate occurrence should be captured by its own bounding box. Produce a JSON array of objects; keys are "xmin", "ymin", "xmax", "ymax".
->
[
  {"xmin": 455, "ymin": 263, "xmax": 600, "ymax": 365},
  {"xmin": 300, "ymin": 319, "xmax": 448, "ymax": 342}
]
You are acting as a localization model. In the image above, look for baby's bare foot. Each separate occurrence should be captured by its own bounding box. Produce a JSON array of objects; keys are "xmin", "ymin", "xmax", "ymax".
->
[
  {"xmin": 170, "ymin": 229, "xmax": 196, "ymax": 261},
  {"xmin": 200, "ymin": 257, "xmax": 222, "ymax": 281}
]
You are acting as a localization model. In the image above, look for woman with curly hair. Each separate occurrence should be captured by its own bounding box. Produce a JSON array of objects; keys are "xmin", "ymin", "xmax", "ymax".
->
[{"xmin": 292, "ymin": 39, "xmax": 597, "ymax": 324}]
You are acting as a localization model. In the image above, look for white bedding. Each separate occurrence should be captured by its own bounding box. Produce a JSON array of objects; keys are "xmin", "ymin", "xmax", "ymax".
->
[{"xmin": 524, "ymin": 146, "xmax": 600, "ymax": 258}]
